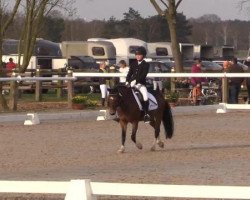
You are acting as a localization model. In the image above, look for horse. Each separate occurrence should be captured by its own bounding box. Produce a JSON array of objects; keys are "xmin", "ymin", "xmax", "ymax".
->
[{"xmin": 107, "ymin": 85, "xmax": 174, "ymax": 153}]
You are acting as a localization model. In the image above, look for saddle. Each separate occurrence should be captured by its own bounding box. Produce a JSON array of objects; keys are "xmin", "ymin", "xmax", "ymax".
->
[{"xmin": 132, "ymin": 88, "xmax": 158, "ymax": 111}]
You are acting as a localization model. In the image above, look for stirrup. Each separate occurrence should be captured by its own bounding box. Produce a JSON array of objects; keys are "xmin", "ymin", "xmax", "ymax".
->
[{"xmin": 144, "ymin": 114, "xmax": 150, "ymax": 123}]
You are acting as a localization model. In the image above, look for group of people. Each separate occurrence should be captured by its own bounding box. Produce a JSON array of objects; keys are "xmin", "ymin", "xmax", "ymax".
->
[{"xmin": 190, "ymin": 57, "xmax": 247, "ymax": 105}]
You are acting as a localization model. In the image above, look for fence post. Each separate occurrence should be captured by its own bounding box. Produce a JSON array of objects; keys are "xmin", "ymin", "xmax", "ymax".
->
[
  {"xmin": 65, "ymin": 179, "xmax": 95, "ymax": 200},
  {"xmin": 67, "ymin": 68, "xmax": 74, "ymax": 108},
  {"xmin": 35, "ymin": 66, "xmax": 42, "ymax": 102},
  {"xmin": 222, "ymin": 75, "xmax": 228, "ymax": 103},
  {"xmin": 57, "ymin": 68, "xmax": 63, "ymax": 98},
  {"xmin": 9, "ymin": 70, "xmax": 18, "ymax": 110},
  {"xmin": 170, "ymin": 68, "xmax": 176, "ymax": 92}
]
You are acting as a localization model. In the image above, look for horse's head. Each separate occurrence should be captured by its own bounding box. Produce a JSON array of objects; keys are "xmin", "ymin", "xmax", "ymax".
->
[{"xmin": 107, "ymin": 88, "xmax": 121, "ymax": 115}]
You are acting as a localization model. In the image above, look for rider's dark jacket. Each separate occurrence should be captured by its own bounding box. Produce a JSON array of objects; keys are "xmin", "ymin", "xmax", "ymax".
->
[{"xmin": 126, "ymin": 60, "xmax": 149, "ymax": 85}]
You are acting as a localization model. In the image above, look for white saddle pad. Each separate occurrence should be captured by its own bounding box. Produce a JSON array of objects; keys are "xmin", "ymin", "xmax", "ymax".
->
[{"xmin": 132, "ymin": 90, "xmax": 158, "ymax": 111}]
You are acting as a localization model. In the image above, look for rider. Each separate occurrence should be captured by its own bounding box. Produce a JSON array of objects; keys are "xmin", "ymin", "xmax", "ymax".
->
[{"xmin": 125, "ymin": 46, "xmax": 150, "ymax": 123}]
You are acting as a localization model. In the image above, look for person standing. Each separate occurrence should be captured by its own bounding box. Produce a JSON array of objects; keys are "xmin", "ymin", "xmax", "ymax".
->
[
  {"xmin": 6, "ymin": 57, "xmax": 16, "ymax": 74},
  {"xmin": 125, "ymin": 46, "xmax": 150, "ymax": 123},
  {"xmin": 118, "ymin": 60, "xmax": 129, "ymax": 84},
  {"xmin": 226, "ymin": 57, "xmax": 244, "ymax": 104},
  {"xmin": 190, "ymin": 58, "xmax": 206, "ymax": 105},
  {"xmin": 99, "ymin": 62, "xmax": 108, "ymax": 107},
  {"xmin": 153, "ymin": 63, "xmax": 163, "ymax": 92}
]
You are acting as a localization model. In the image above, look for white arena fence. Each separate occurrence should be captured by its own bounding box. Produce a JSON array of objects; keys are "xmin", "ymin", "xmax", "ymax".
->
[
  {"xmin": 1, "ymin": 179, "xmax": 250, "ymax": 200},
  {"xmin": 1, "ymin": 72, "xmax": 250, "ymax": 113}
]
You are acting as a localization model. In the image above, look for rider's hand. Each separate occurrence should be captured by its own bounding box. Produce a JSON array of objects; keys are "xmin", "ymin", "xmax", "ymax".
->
[
  {"xmin": 130, "ymin": 80, "xmax": 136, "ymax": 87},
  {"xmin": 125, "ymin": 82, "xmax": 130, "ymax": 87}
]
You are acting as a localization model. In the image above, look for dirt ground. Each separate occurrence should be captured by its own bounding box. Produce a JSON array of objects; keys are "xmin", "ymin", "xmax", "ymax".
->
[{"xmin": 0, "ymin": 108, "xmax": 250, "ymax": 199}]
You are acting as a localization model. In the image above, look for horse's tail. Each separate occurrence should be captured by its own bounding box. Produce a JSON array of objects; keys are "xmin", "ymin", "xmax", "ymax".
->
[{"xmin": 162, "ymin": 101, "xmax": 174, "ymax": 139}]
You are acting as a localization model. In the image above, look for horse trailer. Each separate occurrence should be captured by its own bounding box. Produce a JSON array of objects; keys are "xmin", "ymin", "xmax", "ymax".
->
[
  {"xmin": 194, "ymin": 44, "xmax": 214, "ymax": 60},
  {"xmin": 147, "ymin": 42, "xmax": 173, "ymax": 61},
  {"xmin": 214, "ymin": 45, "xmax": 234, "ymax": 60},
  {"xmin": 179, "ymin": 43, "xmax": 194, "ymax": 60},
  {"xmin": 2, "ymin": 38, "xmax": 62, "ymax": 70},
  {"xmin": 60, "ymin": 40, "xmax": 116, "ymax": 65}
]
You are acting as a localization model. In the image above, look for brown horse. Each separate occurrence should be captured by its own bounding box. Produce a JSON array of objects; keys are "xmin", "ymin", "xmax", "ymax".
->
[{"xmin": 107, "ymin": 86, "xmax": 174, "ymax": 153}]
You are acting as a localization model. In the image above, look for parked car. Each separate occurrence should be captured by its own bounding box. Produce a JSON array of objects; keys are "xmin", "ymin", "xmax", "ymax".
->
[
  {"xmin": 146, "ymin": 61, "xmax": 172, "ymax": 89},
  {"xmin": 67, "ymin": 56, "xmax": 100, "ymax": 93}
]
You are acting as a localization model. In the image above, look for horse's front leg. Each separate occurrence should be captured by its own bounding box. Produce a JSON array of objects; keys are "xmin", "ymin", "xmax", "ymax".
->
[
  {"xmin": 118, "ymin": 120, "xmax": 127, "ymax": 153},
  {"xmin": 131, "ymin": 122, "xmax": 142, "ymax": 150}
]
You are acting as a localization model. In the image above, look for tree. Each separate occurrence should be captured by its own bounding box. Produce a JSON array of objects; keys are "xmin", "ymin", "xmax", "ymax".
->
[
  {"xmin": 150, "ymin": 0, "xmax": 183, "ymax": 72},
  {"xmin": 5, "ymin": 0, "xmax": 75, "ymax": 111},
  {"xmin": 0, "ymin": 0, "xmax": 21, "ymax": 111},
  {"xmin": 42, "ymin": 11, "xmax": 65, "ymax": 42}
]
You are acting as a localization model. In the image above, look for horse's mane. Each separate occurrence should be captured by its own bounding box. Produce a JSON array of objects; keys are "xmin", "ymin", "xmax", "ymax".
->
[{"xmin": 115, "ymin": 86, "xmax": 139, "ymax": 110}]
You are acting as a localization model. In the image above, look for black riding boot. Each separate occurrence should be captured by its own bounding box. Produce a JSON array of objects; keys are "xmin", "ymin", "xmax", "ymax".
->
[
  {"xmin": 101, "ymin": 98, "xmax": 105, "ymax": 107},
  {"xmin": 142, "ymin": 100, "xmax": 150, "ymax": 123}
]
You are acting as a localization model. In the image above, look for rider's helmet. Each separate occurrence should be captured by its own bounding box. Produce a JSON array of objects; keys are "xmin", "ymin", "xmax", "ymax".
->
[{"xmin": 135, "ymin": 46, "xmax": 147, "ymax": 57}]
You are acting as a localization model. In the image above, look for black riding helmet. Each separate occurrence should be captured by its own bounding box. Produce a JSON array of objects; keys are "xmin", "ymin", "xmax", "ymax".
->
[{"xmin": 135, "ymin": 46, "xmax": 147, "ymax": 57}]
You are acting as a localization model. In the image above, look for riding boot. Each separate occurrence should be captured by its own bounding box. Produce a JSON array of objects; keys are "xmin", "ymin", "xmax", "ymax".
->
[
  {"xmin": 142, "ymin": 100, "xmax": 150, "ymax": 123},
  {"xmin": 101, "ymin": 98, "xmax": 105, "ymax": 107}
]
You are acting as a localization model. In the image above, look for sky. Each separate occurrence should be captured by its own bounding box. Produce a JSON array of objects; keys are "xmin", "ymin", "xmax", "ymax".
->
[{"xmin": 74, "ymin": 0, "xmax": 250, "ymax": 21}]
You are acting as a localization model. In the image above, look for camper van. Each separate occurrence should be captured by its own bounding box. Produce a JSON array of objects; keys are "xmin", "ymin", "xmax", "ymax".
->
[
  {"xmin": 147, "ymin": 42, "xmax": 173, "ymax": 61},
  {"xmin": 194, "ymin": 44, "xmax": 214, "ymax": 60},
  {"xmin": 60, "ymin": 40, "xmax": 116, "ymax": 65}
]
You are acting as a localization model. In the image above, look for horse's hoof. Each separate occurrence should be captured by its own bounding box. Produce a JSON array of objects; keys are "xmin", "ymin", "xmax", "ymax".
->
[
  {"xmin": 150, "ymin": 146, "xmax": 156, "ymax": 151},
  {"xmin": 117, "ymin": 146, "xmax": 125, "ymax": 153},
  {"xmin": 157, "ymin": 141, "xmax": 164, "ymax": 148},
  {"xmin": 136, "ymin": 142, "xmax": 143, "ymax": 150}
]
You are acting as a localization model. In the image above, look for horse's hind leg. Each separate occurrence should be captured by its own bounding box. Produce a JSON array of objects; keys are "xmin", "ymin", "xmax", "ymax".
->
[
  {"xmin": 150, "ymin": 120, "xmax": 164, "ymax": 151},
  {"xmin": 131, "ymin": 122, "xmax": 142, "ymax": 150},
  {"xmin": 118, "ymin": 121, "xmax": 127, "ymax": 153}
]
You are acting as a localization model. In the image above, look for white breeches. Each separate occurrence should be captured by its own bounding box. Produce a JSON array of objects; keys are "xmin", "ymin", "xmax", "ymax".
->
[
  {"xmin": 134, "ymin": 84, "xmax": 148, "ymax": 101},
  {"xmin": 100, "ymin": 84, "xmax": 108, "ymax": 98},
  {"xmin": 153, "ymin": 80, "xmax": 163, "ymax": 91}
]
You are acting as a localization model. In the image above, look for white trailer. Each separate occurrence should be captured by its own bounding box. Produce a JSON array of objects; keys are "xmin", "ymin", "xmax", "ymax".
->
[
  {"xmin": 60, "ymin": 40, "xmax": 116, "ymax": 65},
  {"xmin": 194, "ymin": 44, "xmax": 214, "ymax": 60},
  {"xmin": 88, "ymin": 38, "xmax": 148, "ymax": 65},
  {"xmin": 147, "ymin": 42, "xmax": 173, "ymax": 61},
  {"xmin": 2, "ymin": 55, "xmax": 37, "ymax": 70}
]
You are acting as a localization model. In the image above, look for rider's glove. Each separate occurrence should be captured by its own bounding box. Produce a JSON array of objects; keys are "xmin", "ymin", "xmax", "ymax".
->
[
  {"xmin": 125, "ymin": 81, "xmax": 129, "ymax": 87},
  {"xmin": 130, "ymin": 80, "xmax": 136, "ymax": 87}
]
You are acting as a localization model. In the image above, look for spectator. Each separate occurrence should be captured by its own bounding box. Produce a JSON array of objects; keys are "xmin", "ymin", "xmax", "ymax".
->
[
  {"xmin": 226, "ymin": 57, "xmax": 244, "ymax": 104},
  {"xmin": 118, "ymin": 60, "xmax": 129, "ymax": 84},
  {"xmin": 223, "ymin": 60, "xmax": 232, "ymax": 71},
  {"xmin": 153, "ymin": 63, "xmax": 163, "ymax": 92},
  {"xmin": 99, "ymin": 62, "xmax": 109, "ymax": 107},
  {"xmin": 6, "ymin": 57, "xmax": 16, "ymax": 74},
  {"xmin": 190, "ymin": 58, "xmax": 206, "ymax": 105},
  {"xmin": 108, "ymin": 64, "xmax": 117, "ymax": 89}
]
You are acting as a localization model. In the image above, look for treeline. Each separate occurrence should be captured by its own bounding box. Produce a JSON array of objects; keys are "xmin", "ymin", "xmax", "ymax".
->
[{"xmin": 5, "ymin": 8, "xmax": 250, "ymax": 50}]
